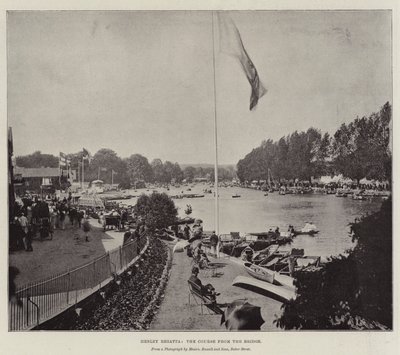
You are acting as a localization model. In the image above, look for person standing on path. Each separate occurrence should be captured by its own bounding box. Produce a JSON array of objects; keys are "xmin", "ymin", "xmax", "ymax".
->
[
  {"xmin": 210, "ymin": 231, "xmax": 218, "ymax": 257},
  {"xmin": 184, "ymin": 224, "xmax": 191, "ymax": 240},
  {"xmin": 18, "ymin": 213, "xmax": 29, "ymax": 250},
  {"xmin": 216, "ymin": 234, "xmax": 221, "ymax": 258}
]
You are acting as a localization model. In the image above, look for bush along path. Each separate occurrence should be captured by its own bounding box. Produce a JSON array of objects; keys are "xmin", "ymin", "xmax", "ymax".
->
[{"xmin": 70, "ymin": 235, "xmax": 171, "ymax": 330}]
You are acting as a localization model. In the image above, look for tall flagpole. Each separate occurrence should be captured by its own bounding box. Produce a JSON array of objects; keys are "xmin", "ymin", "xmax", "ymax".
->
[
  {"xmin": 59, "ymin": 153, "xmax": 61, "ymax": 187},
  {"xmin": 211, "ymin": 11, "xmax": 219, "ymax": 235},
  {"xmin": 82, "ymin": 157, "xmax": 84, "ymax": 189}
]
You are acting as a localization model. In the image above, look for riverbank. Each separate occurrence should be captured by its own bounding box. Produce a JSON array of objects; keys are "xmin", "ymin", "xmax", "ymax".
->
[{"xmin": 150, "ymin": 247, "xmax": 283, "ymax": 331}]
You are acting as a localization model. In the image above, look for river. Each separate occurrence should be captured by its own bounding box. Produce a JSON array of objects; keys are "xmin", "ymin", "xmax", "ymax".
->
[{"xmin": 118, "ymin": 184, "xmax": 383, "ymax": 258}]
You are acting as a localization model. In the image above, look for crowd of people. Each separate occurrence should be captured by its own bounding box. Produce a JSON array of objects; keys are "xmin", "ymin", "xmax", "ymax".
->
[{"xmin": 9, "ymin": 193, "xmax": 90, "ymax": 252}]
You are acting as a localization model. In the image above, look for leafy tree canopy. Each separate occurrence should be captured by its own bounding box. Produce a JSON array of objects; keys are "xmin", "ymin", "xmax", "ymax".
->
[
  {"xmin": 237, "ymin": 102, "xmax": 391, "ymax": 184},
  {"xmin": 16, "ymin": 151, "xmax": 58, "ymax": 168},
  {"xmin": 135, "ymin": 192, "xmax": 178, "ymax": 231}
]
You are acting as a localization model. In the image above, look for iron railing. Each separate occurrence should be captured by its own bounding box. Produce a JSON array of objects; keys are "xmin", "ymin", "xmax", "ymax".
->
[{"xmin": 9, "ymin": 236, "xmax": 146, "ymax": 331}]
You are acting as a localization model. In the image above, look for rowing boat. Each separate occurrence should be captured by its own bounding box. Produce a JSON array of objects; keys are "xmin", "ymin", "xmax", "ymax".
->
[{"xmin": 243, "ymin": 262, "xmax": 277, "ymax": 285}]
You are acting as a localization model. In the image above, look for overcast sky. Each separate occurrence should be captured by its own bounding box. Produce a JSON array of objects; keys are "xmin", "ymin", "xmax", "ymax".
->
[{"xmin": 8, "ymin": 10, "xmax": 391, "ymax": 165}]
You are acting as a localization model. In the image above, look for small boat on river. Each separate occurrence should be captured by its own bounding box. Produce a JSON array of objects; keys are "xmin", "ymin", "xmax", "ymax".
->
[
  {"xmin": 232, "ymin": 194, "xmax": 241, "ymax": 198},
  {"xmin": 293, "ymin": 223, "xmax": 319, "ymax": 236},
  {"xmin": 171, "ymin": 194, "xmax": 205, "ymax": 199}
]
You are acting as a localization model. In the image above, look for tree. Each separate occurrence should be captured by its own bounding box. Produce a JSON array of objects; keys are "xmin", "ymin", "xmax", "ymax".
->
[
  {"xmin": 172, "ymin": 163, "xmax": 184, "ymax": 183},
  {"xmin": 183, "ymin": 166, "xmax": 196, "ymax": 182},
  {"xmin": 312, "ymin": 132, "xmax": 332, "ymax": 177},
  {"xmin": 163, "ymin": 161, "xmax": 175, "ymax": 183},
  {"xmin": 274, "ymin": 137, "xmax": 289, "ymax": 182},
  {"xmin": 16, "ymin": 151, "xmax": 58, "ymax": 168},
  {"xmin": 87, "ymin": 148, "xmax": 125, "ymax": 184},
  {"xmin": 331, "ymin": 102, "xmax": 391, "ymax": 182},
  {"xmin": 151, "ymin": 159, "xmax": 165, "ymax": 183},
  {"xmin": 126, "ymin": 154, "xmax": 153, "ymax": 183},
  {"xmin": 135, "ymin": 192, "xmax": 178, "ymax": 231}
]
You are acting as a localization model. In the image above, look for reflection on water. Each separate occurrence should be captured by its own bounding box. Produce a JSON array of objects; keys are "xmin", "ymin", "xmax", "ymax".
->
[{"xmin": 121, "ymin": 185, "xmax": 383, "ymax": 258}]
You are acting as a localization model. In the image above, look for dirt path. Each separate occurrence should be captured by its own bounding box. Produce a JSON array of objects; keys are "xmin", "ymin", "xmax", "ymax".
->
[{"xmin": 150, "ymin": 247, "xmax": 283, "ymax": 331}]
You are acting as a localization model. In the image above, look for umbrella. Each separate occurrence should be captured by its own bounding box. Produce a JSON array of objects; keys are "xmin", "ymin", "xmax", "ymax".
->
[
  {"xmin": 188, "ymin": 234, "xmax": 203, "ymax": 243},
  {"xmin": 221, "ymin": 299, "xmax": 264, "ymax": 330},
  {"xmin": 173, "ymin": 240, "xmax": 190, "ymax": 253}
]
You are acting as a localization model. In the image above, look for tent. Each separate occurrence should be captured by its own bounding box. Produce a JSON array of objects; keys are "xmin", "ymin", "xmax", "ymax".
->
[{"xmin": 78, "ymin": 195, "xmax": 105, "ymax": 208}]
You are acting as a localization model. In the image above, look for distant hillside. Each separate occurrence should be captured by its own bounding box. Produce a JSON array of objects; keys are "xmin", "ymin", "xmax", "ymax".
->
[{"xmin": 180, "ymin": 163, "xmax": 236, "ymax": 170}]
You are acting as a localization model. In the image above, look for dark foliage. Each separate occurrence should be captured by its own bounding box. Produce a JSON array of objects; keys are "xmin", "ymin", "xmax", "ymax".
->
[
  {"xmin": 237, "ymin": 102, "xmax": 391, "ymax": 184},
  {"xmin": 16, "ymin": 151, "xmax": 59, "ymax": 168},
  {"xmin": 72, "ymin": 237, "xmax": 168, "ymax": 330},
  {"xmin": 135, "ymin": 192, "xmax": 178, "ymax": 232}
]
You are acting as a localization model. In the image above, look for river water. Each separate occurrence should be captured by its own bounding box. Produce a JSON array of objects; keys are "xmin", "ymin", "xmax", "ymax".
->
[{"xmin": 120, "ymin": 184, "xmax": 383, "ymax": 258}]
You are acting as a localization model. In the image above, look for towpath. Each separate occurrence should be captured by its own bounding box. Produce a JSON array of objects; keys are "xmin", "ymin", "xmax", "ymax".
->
[{"xmin": 150, "ymin": 247, "xmax": 283, "ymax": 331}]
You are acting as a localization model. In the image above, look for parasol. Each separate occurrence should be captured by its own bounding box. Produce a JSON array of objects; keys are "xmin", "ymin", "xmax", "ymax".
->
[
  {"xmin": 173, "ymin": 240, "xmax": 190, "ymax": 253},
  {"xmin": 221, "ymin": 299, "xmax": 264, "ymax": 330}
]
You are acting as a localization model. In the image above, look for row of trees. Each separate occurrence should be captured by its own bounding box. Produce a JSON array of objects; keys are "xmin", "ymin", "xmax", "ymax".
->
[
  {"xmin": 15, "ymin": 149, "xmax": 236, "ymax": 187},
  {"xmin": 16, "ymin": 151, "xmax": 59, "ymax": 168},
  {"xmin": 237, "ymin": 102, "xmax": 391, "ymax": 184}
]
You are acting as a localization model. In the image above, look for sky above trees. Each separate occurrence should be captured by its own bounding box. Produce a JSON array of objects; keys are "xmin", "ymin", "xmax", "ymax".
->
[{"xmin": 8, "ymin": 11, "xmax": 391, "ymax": 164}]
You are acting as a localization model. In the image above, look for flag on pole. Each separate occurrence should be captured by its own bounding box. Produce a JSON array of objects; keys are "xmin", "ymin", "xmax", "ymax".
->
[
  {"xmin": 59, "ymin": 152, "xmax": 68, "ymax": 167},
  {"xmin": 218, "ymin": 13, "xmax": 267, "ymax": 110},
  {"xmin": 82, "ymin": 148, "xmax": 92, "ymax": 162}
]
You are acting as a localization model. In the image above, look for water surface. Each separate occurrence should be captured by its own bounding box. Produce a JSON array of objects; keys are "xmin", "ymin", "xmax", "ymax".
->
[{"xmin": 121, "ymin": 184, "xmax": 383, "ymax": 258}]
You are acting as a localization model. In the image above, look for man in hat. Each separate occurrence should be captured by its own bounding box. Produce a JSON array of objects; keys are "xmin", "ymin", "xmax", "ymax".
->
[
  {"xmin": 123, "ymin": 225, "xmax": 135, "ymax": 245},
  {"xmin": 189, "ymin": 266, "xmax": 220, "ymax": 303},
  {"xmin": 189, "ymin": 266, "xmax": 202, "ymax": 288},
  {"xmin": 194, "ymin": 243, "xmax": 210, "ymax": 268}
]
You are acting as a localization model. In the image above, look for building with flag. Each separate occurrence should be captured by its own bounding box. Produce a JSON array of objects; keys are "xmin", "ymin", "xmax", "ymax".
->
[{"xmin": 14, "ymin": 167, "xmax": 61, "ymax": 195}]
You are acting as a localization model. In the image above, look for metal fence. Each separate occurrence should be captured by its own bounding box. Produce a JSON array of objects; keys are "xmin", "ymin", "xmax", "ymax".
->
[{"xmin": 9, "ymin": 236, "xmax": 146, "ymax": 331}]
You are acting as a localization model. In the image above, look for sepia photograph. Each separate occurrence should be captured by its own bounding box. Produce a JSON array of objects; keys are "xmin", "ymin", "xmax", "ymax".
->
[{"xmin": 5, "ymin": 6, "xmax": 394, "ymax": 342}]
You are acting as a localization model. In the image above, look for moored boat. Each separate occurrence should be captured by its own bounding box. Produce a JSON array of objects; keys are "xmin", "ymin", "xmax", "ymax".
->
[
  {"xmin": 244, "ymin": 262, "xmax": 277, "ymax": 284},
  {"xmin": 243, "ymin": 247, "xmax": 321, "ymax": 288},
  {"xmin": 293, "ymin": 223, "xmax": 319, "ymax": 236},
  {"xmin": 232, "ymin": 276, "xmax": 296, "ymax": 303}
]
